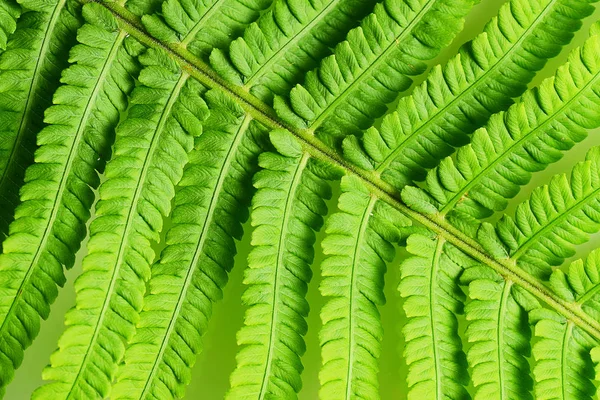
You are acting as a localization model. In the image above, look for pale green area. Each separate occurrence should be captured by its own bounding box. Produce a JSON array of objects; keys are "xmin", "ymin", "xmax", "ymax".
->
[{"xmin": 6, "ymin": 0, "xmax": 600, "ymax": 398}]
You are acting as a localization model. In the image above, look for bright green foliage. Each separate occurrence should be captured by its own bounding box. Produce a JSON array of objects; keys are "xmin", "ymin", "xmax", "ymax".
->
[
  {"xmin": 414, "ymin": 23, "xmax": 600, "ymax": 235},
  {"xmin": 531, "ymin": 312, "xmax": 597, "ymax": 400},
  {"xmin": 529, "ymin": 250, "xmax": 600, "ymax": 399},
  {"xmin": 461, "ymin": 265, "xmax": 538, "ymax": 400},
  {"xmin": 5, "ymin": 0, "xmax": 600, "ymax": 399},
  {"xmin": 398, "ymin": 235, "xmax": 469, "ymax": 400},
  {"xmin": 210, "ymin": 0, "xmax": 374, "ymax": 103},
  {"xmin": 320, "ymin": 175, "xmax": 406, "ymax": 400},
  {"xmin": 274, "ymin": 0, "xmax": 477, "ymax": 147},
  {"xmin": 113, "ymin": 90, "xmax": 266, "ymax": 400},
  {"xmin": 0, "ymin": 0, "xmax": 81, "ymax": 242},
  {"xmin": 227, "ymin": 136, "xmax": 334, "ymax": 399},
  {"xmin": 492, "ymin": 147, "xmax": 600, "ymax": 279},
  {"xmin": 0, "ymin": 0, "xmax": 19, "ymax": 50},
  {"xmin": 343, "ymin": 0, "xmax": 597, "ymax": 189},
  {"xmin": 142, "ymin": 0, "xmax": 272, "ymax": 60},
  {"xmin": 0, "ymin": 2, "xmax": 143, "ymax": 392},
  {"xmin": 32, "ymin": 48, "xmax": 209, "ymax": 399},
  {"xmin": 0, "ymin": 0, "xmax": 87, "ymax": 394},
  {"xmin": 550, "ymin": 248, "xmax": 600, "ymax": 316}
]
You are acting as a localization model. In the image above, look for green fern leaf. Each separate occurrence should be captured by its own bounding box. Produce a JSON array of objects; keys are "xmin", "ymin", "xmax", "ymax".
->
[
  {"xmin": 0, "ymin": 0, "xmax": 85, "ymax": 393},
  {"xmin": 0, "ymin": 3, "xmax": 145, "ymax": 393},
  {"xmin": 398, "ymin": 234, "xmax": 469, "ymax": 399},
  {"xmin": 343, "ymin": 0, "xmax": 596, "ymax": 189},
  {"xmin": 532, "ymin": 316, "xmax": 597, "ymax": 400},
  {"xmin": 227, "ymin": 135, "xmax": 334, "ymax": 399},
  {"xmin": 0, "ymin": 0, "xmax": 81, "ymax": 243},
  {"xmin": 210, "ymin": 0, "xmax": 374, "ymax": 103},
  {"xmin": 529, "ymin": 249, "xmax": 600, "ymax": 399},
  {"xmin": 319, "ymin": 175, "xmax": 407, "ymax": 399},
  {"xmin": 4, "ymin": 0, "xmax": 600, "ymax": 398},
  {"xmin": 461, "ymin": 265, "xmax": 539, "ymax": 400},
  {"xmin": 141, "ymin": 0, "xmax": 272, "ymax": 60},
  {"xmin": 274, "ymin": 0, "xmax": 477, "ymax": 147},
  {"xmin": 413, "ymin": 23, "xmax": 600, "ymax": 235},
  {"xmin": 492, "ymin": 147, "xmax": 600, "ymax": 279},
  {"xmin": 113, "ymin": 89, "xmax": 267, "ymax": 400},
  {"xmin": 124, "ymin": 0, "xmax": 164, "ymax": 18},
  {"xmin": 32, "ymin": 48, "xmax": 209, "ymax": 399}
]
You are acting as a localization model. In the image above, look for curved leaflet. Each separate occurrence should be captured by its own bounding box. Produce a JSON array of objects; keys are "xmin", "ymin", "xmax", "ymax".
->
[
  {"xmin": 33, "ymin": 48, "xmax": 209, "ymax": 399},
  {"xmin": 113, "ymin": 90, "xmax": 267, "ymax": 400},
  {"xmin": 320, "ymin": 175, "xmax": 407, "ymax": 399}
]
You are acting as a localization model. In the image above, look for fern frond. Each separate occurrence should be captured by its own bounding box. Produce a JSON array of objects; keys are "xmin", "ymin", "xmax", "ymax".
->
[
  {"xmin": 490, "ymin": 146, "xmax": 600, "ymax": 279},
  {"xmin": 227, "ymin": 131, "xmax": 335, "ymax": 399},
  {"xmin": 529, "ymin": 250, "xmax": 600, "ymax": 399},
  {"xmin": 210, "ymin": 0, "xmax": 375, "ymax": 103},
  {"xmin": 0, "ymin": 0, "xmax": 20, "ymax": 50},
  {"xmin": 398, "ymin": 234, "xmax": 469, "ymax": 399},
  {"xmin": 274, "ymin": 0, "xmax": 477, "ymax": 147},
  {"xmin": 0, "ymin": 3, "xmax": 145, "ymax": 393},
  {"xmin": 142, "ymin": 0, "xmax": 272, "ymax": 60},
  {"xmin": 343, "ymin": 0, "xmax": 596, "ymax": 189},
  {"xmin": 32, "ymin": 48, "xmax": 209, "ymax": 399},
  {"xmin": 5, "ymin": 0, "xmax": 600, "ymax": 397},
  {"xmin": 0, "ymin": 0, "xmax": 85, "ymax": 393},
  {"xmin": 461, "ymin": 265, "xmax": 539, "ymax": 400},
  {"xmin": 412, "ymin": 23, "xmax": 600, "ymax": 234},
  {"xmin": 319, "ymin": 175, "xmax": 407, "ymax": 400},
  {"xmin": 113, "ymin": 89, "xmax": 267, "ymax": 400},
  {"xmin": 0, "ymin": 0, "xmax": 81, "ymax": 243}
]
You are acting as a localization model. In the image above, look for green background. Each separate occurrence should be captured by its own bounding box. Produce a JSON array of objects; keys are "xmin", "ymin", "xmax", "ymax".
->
[{"xmin": 6, "ymin": 1, "xmax": 600, "ymax": 398}]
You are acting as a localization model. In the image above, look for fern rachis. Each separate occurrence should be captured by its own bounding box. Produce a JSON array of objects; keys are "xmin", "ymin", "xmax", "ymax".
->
[{"xmin": 4, "ymin": 0, "xmax": 600, "ymax": 399}]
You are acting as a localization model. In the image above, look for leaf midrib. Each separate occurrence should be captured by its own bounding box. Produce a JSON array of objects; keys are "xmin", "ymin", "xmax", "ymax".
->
[
  {"xmin": 179, "ymin": 0, "xmax": 224, "ymax": 47},
  {"xmin": 431, "ymin": 238, "xmax": 444, "ymax": 398},
  {"xmin": 561, "ymin": 322, "xmax": 573, "ymax": 399},
  {"xmin": 497, "ymin": 281, "xmax": 510, "ymax": 399},
  {"xmin": 344, "ymin": 195, "xmax": 376, "ymax": 399},
  {"xmin": 258, "ymin": 153, "xmax": 309, "ymax": 399},
  {"xmin": 578, "ymin": 281, "xmax": 600, "ymax": 305},
  {"xmin": 88, "ymin": 0, "xmax": 600, "ymax": 342}
]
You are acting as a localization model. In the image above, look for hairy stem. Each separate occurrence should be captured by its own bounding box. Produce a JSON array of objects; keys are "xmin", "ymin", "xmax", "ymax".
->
[{"xmin": 88, "ymin": 0, "xmax": 600, "ymax": 342}]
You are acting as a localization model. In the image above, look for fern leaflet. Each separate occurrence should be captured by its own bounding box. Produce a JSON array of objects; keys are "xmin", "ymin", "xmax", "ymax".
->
[
  {"xmin": 399, "ymin": 234, "xmax": 469, "ymax": 400},
  {"xmin": 33, "ymin": 47, "xmax": 208, "ymax": 398},
  {"xmin": 319, "ymin": 175, "xmax": 406, "ymax": 400},
  {"xmin": 0, "ymin": 0, "xmax": 81, "ymax": 242},
  {"xmin": 343, "ymin": 0, "xmax": 596, "ymax": 189},
  {"xmin": 113, "ymin": 89, "xmax": 266, "ymax": 400},
  {"xmin": 227, "ymin": 131, "xmax": 334, "ymax": 399},
  {"xmin": 274, "ymin": 0, "xmax": 477, "ymax": 147},
  {"xmin": 210, "ymin": 0, "xmax": 374, "ymax": 103},
  {"xmin": 410, "ymin": 23, "xmax": 600, "ymax": 236}
]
